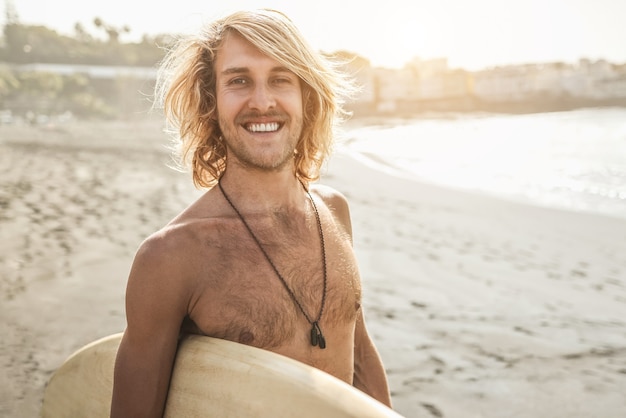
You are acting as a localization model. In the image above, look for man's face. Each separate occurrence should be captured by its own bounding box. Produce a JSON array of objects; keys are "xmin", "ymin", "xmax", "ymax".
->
[{"xmin": 214, "ymin": 33, "xmax": 304, "ymax": 172}]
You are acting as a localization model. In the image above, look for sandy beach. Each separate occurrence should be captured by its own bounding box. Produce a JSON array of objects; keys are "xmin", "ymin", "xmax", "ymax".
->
[{"xmin": 1, "ymin": 119, "xmax": 625, "ymax": 418}]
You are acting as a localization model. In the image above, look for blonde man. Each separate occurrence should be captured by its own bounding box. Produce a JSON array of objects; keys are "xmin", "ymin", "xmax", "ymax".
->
[{"xmin": 111, "ymin": 9, "xmax": 391, "ymax": 417}]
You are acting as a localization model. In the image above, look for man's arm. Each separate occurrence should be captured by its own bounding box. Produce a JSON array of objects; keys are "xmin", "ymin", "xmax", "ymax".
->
[
  {"xmin": 111, "ymin": 234, "xmax": 191, "ymax": 418},
  {"xmin": 353, "ymin": 308, "xmax": 392, "ymax": 407}
]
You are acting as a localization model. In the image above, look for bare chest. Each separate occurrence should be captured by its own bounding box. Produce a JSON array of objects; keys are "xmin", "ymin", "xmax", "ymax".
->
[{"xmin": 185, "ymin": 215, "xmax": 362, "ymax": 349}]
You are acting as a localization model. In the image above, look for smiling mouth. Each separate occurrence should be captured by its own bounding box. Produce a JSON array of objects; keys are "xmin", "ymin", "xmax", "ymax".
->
[{"xmin": 245, "ymin": 122, "xmax": 281, "ymax": 133}]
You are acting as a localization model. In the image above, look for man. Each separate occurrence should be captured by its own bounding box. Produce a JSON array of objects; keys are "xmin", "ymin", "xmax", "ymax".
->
[{"xmin": 111, "ymin": 9, "xmax": 391, "ymax": 417}]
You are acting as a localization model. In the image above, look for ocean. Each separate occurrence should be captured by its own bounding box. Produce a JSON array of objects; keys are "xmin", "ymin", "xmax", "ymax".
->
[{"xmin": 342, "ymin": 107, "xmax": 626, "ymax": 220}]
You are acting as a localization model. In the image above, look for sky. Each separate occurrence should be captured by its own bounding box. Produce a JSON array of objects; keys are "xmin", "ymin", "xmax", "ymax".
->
[{"xmin": 8, "ymin": 0, "xmax": 626, "ymax": 70}]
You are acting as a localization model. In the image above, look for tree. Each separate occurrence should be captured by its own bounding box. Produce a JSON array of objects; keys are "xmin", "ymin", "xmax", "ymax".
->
[
  {"xmin": 0, "ymin": 18, "xmax": 171, "ymax": 118},
  {"xmin": 74, "ymin": 22, "xmax": 93, "ymax": 43},
  {"xmin": 93, "ymin": 17, "xmax": 130, "ymax": 43},
  {"xmin": 2, "ymin": 23, "xmax": 81, "ymax": 63}
]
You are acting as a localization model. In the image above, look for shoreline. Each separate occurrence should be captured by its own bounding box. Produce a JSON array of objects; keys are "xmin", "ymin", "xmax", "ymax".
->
[
  {"xmin": 340, "ymin": 107, "xmax": 626, "ymax": 224},
  {"xmin": 2, "ymin": 122, "xmax": 626, "ymax": 417},
  {"xmin": 340, "ymin": 146, "xmax": 626, "ymax": 224},
  {"xmin": 348, "ymin": 98, "xmax": 626, "ymax": 119}
]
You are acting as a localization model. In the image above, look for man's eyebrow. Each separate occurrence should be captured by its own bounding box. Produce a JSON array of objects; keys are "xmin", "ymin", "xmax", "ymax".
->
[
  {"xmin": 221, "ymin": 67, "xmax": 248, "ymax": 75},
  {"xmin": 220, "ymin": 66, "xmax": 294, "ymax": 76}
]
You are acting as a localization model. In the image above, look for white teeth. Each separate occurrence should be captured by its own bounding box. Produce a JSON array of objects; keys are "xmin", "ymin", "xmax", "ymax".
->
[{"xmin": 247, "ymin": 122, "xmax": 280, "ymax": 132}]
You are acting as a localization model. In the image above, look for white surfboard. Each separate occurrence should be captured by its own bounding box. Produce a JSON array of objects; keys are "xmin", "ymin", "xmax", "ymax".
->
[{"xmin": 41, "ymin": 333, "xmax": 403, "ymax": 417}]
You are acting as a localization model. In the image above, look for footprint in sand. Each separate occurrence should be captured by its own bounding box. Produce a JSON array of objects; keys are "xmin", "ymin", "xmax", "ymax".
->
[{"xmin": 421, "ymin": 402, "xmax": 444, "ymax": 417}]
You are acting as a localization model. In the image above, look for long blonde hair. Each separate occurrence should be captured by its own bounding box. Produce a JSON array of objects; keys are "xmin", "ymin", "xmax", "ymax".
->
[{"xmin": 155, "ymin": 9, "xmax": 354, "ymax": 188}]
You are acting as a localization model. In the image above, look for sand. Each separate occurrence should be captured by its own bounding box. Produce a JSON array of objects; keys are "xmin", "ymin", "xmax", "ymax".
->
[{"xmin": 1, "ymin": 119, "xmax": 625, "ymax": 418}]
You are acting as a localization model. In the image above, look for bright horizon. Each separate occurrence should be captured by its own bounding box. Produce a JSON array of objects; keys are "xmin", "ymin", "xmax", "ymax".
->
[{"xmin": 8, "ymin": 0, "xmax": 626, "ymax": 70}]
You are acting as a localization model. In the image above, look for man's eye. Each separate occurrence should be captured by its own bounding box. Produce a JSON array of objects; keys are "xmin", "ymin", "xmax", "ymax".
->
[
  {"xmin": 229, "ymin": 78, "xmax": 247, "ymax": 85},
  {"xmin": 273, "ymin": 77, "xmax": 294, "ymax": 85}
]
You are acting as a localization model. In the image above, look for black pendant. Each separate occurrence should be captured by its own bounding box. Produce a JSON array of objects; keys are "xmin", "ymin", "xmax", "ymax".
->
[
  {"xmin": 318, "ymin": 333, "xmax": 326, "ymax": 349},
  {"xmin": 310, "ymin": 322, "xmax": 326, "ymax": 349},
  {"xmin": 310, "ymin": 324, "xmax": 318, "ymax": 346}
]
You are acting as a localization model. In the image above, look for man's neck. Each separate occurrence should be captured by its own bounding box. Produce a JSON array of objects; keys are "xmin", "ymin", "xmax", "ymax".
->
[{"xmin": 218, "ymin": 166, "xmax": 309, "ymax": 214}]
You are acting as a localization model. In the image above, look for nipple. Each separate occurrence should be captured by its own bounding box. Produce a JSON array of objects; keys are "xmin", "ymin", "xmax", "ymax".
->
[{"xmin": 238, "ymin": 331, "xmax": 255, "ymax": 344}]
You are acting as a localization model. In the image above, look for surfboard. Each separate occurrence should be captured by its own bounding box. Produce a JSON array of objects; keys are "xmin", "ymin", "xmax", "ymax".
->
[{"xmin": 41, "ymin": 333, "xmax": 403, "ymax": 417}]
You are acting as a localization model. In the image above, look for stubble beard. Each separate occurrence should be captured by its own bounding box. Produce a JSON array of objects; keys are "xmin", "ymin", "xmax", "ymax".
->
[{"xmin": 219, "ymin": 113, "xmax": 304, "ymax": 172}]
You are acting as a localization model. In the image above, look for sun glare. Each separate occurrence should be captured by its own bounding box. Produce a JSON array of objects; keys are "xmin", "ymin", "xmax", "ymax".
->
[{"xmin": 10, "ymin": 0, "xmax": 626, "ymax": 70}]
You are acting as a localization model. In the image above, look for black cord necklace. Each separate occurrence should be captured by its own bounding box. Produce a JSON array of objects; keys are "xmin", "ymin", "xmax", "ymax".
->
[{"xmin": 218, "ymin": 180, "xmax": 328, "ymax": 349}]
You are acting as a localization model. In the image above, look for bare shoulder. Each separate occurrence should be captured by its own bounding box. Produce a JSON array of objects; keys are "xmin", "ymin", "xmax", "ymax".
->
[
  {"xmin": 136, "ymin": 217, "xmax": 200, "ymax": 268},
  {"xmin": 310, "ymin": 183, "xmax": 350, "ymax": 216},
  {"xmin": 310, "ymin": 183, "xmax": 347, "ymax": 203},
  {"xmin": 132, "ymin": 187, "xmax": 228, "ymax": 279},
  {"xmin": 310, "ymin": 183, "xmax": 353, "ymax": 238},
  {"xmin": 127, "ymin": 224, "xmax": 198, "ymax": 303},
  {"xmin": 136, "ymin": 188, "xmax": 220, "ymax": 267},
  {"xmin": 126, "ymin": 193, "xmax": 220, "ymax": 311}
]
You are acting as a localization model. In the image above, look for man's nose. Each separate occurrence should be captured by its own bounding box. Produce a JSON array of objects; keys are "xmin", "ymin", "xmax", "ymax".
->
[{"xmin": 248, "ymin": 83, "xmax": 276, "ymax": 112}]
